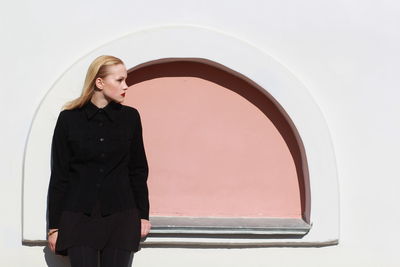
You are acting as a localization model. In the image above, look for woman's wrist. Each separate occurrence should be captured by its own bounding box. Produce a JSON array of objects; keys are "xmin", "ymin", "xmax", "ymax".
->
[{"xmin": 48, "ymin": 229, "xmax": 59, "ymax": 236}]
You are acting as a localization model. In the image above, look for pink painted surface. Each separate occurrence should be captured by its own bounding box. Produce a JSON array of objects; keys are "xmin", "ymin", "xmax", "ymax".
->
[{"xmin": 122, "ymin": 77, "xmax": 301, "ymax": 218}]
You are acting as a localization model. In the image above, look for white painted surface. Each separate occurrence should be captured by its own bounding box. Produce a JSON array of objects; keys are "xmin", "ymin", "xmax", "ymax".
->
[
  {"xmin": 22, "ymin": 25, "xmax": 338, "ymax": 247},
  {"xmin": 1, "ymin": 0, "xmax": 399, "ymax": 266}
]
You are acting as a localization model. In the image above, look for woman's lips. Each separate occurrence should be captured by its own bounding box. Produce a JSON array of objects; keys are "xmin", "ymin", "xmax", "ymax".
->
[{"xmin": 121, "ymin": 92, "xmax": 126, "ymax": 97}]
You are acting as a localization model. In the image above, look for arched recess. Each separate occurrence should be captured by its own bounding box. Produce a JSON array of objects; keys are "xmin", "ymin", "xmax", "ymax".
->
[
  {"xmin": 125, "ymin": 58, "xmax": 310, "ymax": 223},
  {"xmin": 22, "ymin": 24, "xmax": 339, "ymax": 247}
]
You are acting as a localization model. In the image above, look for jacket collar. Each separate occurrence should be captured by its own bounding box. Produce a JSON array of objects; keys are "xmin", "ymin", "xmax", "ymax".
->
[{"xmin": 83, "ymin": 100, "xmax": 121, "ymax": 121}]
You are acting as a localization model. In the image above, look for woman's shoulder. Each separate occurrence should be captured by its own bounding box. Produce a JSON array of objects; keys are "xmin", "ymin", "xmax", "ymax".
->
[
  {"xmin": 121, "ymin": 104, "xmax": 141, "ymax": 120},
  {"xmin": 59, "ymin": 109, "xmax": 73, "ymax": 115},
  {"xmin": 57, "ymin": 107, "xmax": 83, "ymax": 124},
  {"xmin": 121, "ymin": 104, "xmax": 138, "ymax": 113}
]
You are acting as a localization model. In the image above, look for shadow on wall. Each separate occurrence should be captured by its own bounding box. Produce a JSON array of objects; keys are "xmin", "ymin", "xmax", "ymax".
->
[{"xmin": 40, "ymin": 245, "xmax": 135, "ymax": 266}]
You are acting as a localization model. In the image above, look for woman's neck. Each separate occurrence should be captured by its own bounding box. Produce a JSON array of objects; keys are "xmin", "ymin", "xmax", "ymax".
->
[{"xmin": 90, "ymin": 93, "xmax": 111, "ymax": 108}]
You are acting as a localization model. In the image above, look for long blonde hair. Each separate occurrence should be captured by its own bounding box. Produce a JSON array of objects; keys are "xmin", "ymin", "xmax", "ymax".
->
[{"xmin": 62, "ymin": 55, "xmax": 124, "ymax": 110}]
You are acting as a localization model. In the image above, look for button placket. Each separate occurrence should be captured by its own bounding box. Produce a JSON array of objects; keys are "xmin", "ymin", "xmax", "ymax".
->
[
  {"xmin": 96, "ymin": 117, "xmax": 106, "ymax": 159},
  {"xmin": 95, "ymin": 112, "xmax": 106, "ymax": 190}
]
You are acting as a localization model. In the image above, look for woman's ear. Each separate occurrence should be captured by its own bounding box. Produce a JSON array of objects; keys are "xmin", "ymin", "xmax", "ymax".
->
[{"xmin": 95, "ymin": 77, "xmax": 104, "ymax": 90}]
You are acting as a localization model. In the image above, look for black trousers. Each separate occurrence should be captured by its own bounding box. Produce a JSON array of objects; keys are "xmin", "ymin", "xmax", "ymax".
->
[{"xmin": 68, "ymin": 245, "xmax": 133, "ymax": 267}]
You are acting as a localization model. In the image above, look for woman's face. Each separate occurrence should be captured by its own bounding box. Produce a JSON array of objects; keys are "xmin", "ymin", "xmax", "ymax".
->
[{"xmin": 96, "ymin": 63, "xmax": 128, "ymax": 103}]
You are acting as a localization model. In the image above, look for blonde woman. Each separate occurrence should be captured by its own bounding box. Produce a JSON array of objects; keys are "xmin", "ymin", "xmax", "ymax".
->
[{"xmin": 47, "ymin": 55, "xmax": 151, "ymax": 267}]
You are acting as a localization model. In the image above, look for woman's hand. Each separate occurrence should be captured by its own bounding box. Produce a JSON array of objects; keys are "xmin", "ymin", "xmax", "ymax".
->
[
  {"xmin": 140, "ymin": 219, "xmax": 151, "ymax": 238},
  {"xmin": 47, "ymin": 229, "xmax": 58, "ymax": 253}
]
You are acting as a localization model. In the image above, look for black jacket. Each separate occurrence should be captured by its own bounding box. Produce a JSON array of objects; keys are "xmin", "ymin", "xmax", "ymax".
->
[{"xmin": 47, "ymin": 100, "xmax": 149, "ymax": 229}]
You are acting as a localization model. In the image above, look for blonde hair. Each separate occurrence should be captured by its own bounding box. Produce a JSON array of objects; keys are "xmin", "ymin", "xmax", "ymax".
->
[{"xmin": 62, "ymin": 55, "xmax": 124, "ymax": 110}]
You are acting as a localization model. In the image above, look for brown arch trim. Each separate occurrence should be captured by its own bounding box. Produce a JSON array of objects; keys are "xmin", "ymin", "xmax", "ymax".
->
[{"xmin": 126, "ymin": 58, "xmax": 311, "ymax": 223}]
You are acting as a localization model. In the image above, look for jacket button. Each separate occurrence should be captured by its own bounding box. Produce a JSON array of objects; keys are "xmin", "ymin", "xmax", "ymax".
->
[
  {"xmin": 100, "ymin": 153, "xmax": 105, "ymax": 158},
  {"xmin": 96, "ymin": 183, "xmax": 101, "ymax": 187},
  {"xmin": 99, "ymin": 137, "xmax": 104, "ymax": 142},
  {"xmin": 99, "ymin": 168, "xmax": 104, "ymax": 173},
  {"xmin": 98, "ymin": 122, "xmax": 103, "ymax": 127}
]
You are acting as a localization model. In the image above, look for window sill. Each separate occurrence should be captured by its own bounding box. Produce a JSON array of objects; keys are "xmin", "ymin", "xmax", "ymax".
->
[{"xmin": 137, "ymin": 216, "xmax": 316, "ymax": 247}]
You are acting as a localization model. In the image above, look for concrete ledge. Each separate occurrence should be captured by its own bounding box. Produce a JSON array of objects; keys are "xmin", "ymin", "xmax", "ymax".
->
[{"xmin": 149, "ymin": 216, "xmax": 310, "ymax": 235}]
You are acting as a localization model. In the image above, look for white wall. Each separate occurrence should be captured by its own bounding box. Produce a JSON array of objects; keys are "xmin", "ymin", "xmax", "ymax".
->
[{"xmin": 1, "ymin": 0, "xmax": 399, "ymax": 266}]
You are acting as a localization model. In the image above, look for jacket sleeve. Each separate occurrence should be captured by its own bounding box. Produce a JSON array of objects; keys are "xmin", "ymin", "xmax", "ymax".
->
[
  {"xmin": 128, "ymin": 109, "xmax": 150, "ymax": 220},
  {"xmin": 47, "ymin": 110, "xmax": 71, "ymax": 229}
]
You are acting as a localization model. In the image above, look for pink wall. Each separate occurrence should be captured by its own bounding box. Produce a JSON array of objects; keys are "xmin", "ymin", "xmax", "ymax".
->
[{"xmin": 123, "ymin": 76, "xmax": 302, "ymax": 218}]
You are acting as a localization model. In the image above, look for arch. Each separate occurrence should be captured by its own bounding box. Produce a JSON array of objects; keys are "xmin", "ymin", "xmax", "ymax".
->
[{"xmin": 22, "ymin": 24, "xmax": 338, "ymax": 247}]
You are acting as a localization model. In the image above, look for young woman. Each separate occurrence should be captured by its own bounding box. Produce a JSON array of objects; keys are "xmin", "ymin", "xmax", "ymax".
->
[{"xmin": 46, "ymin": 55, "xmax": 151, "ymax": 267}]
